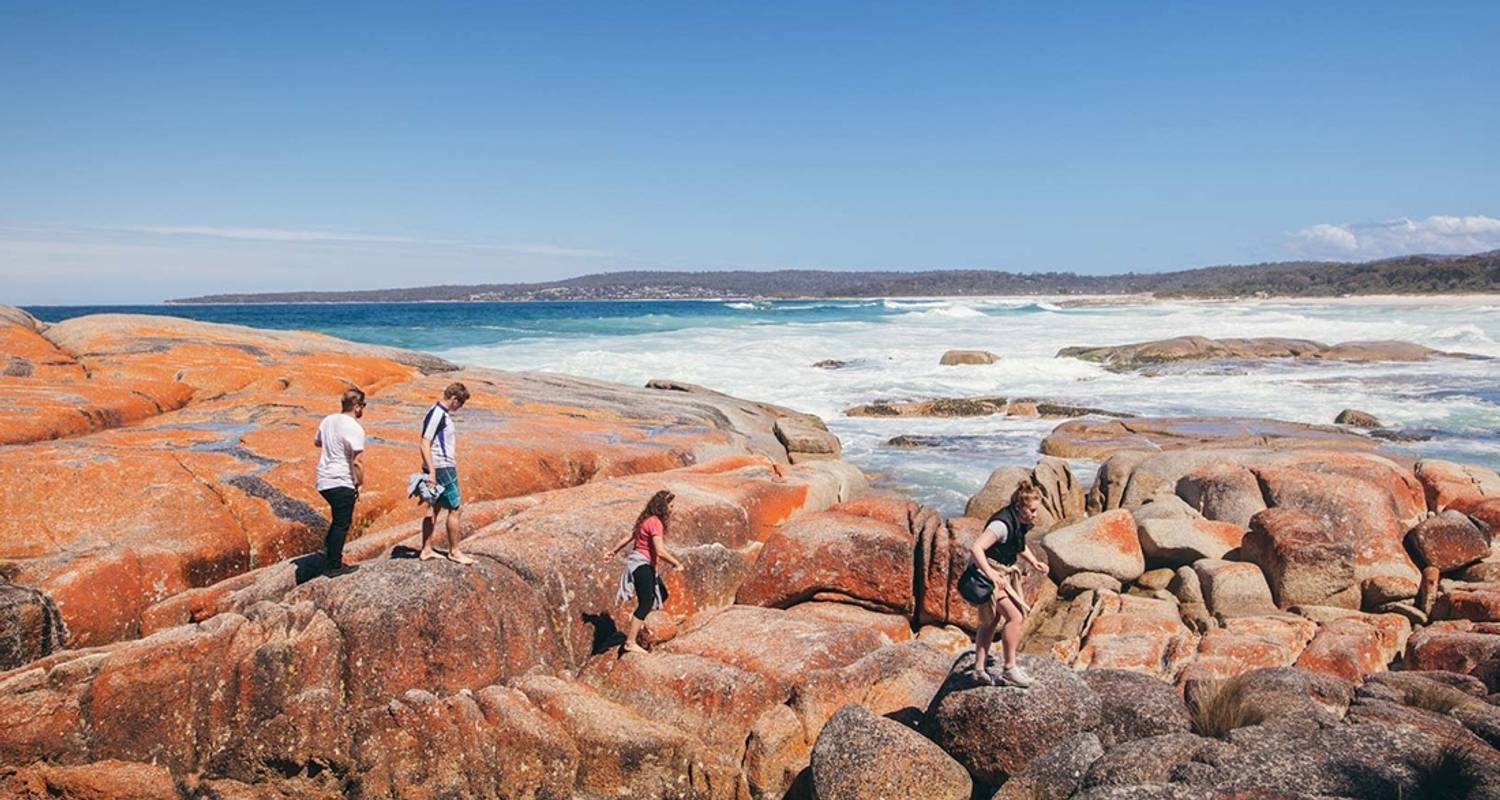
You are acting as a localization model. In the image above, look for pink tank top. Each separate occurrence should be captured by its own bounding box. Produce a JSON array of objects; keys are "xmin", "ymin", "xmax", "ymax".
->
[{"xmin": 633, "ymin": 516, "xmax": 663, "ymax": 566}]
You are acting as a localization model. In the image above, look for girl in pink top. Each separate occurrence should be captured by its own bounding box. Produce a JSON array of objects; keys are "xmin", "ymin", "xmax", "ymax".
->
[{"xmin": 611, "ymin": 490, "xmax": 683, "ymax": 654}]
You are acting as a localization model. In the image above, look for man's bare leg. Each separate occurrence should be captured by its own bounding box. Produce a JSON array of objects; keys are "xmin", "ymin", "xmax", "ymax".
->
[
  {"xmin": 446, "ymin": 506, "xmax": 475, "ymax": 565},
  {"xmin": 419, "ymin": 509, "xmax": 441, "ymax": 560}
]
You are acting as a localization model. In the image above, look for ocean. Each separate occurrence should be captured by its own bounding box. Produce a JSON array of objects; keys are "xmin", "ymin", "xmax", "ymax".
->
[{"xmin": 28, "ymin": 298, "xmax": 1500, "ymax": 515}]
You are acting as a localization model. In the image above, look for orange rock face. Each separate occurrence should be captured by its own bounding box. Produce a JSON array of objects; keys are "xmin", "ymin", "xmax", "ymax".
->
[
  {"xmin": 1404, "ymin": 620, "xmax": 1500, "ymax": 688},
  {"xmin": 0, "ymin": 309, "xmax": 839, "ymax": 656},
  {"xmin": 1241, "ymin": 508, "xmax": 1360, "ymax": 610},
  {"xmin": 1415, "ymin": 459, "xmax": 1500, "ymax": 511},
  {"xmin": 1406, "ymin": 512, "xmax": 1492, "ymax": 573},
  {"xmin": 1434, "ymin": 583, "xmax": 1500, "ymax": 624},
  {"xmin": 1251, "ymin": 464, "xmax": 1421, "ymax": 607},
  {"xmin": 1037, "ymin": 509, "xmax": 1144, "ymax": 583},
  {"xmin": 1294, "ymin": 618, "xmax": 1388, "ymax": 683},
  {"xmin": 735, "ymin": 510, "xmax": 916, "ymax": 613},
  {"xmin": 13, "ymin": 305, "xmax": 1500, "ymax": 796},
  {"xmin": 1075, "ymin": 592, "xmax": 1198, "ymax": 680},
  {"xmin": 0, "ymin": 453, "xmax": 912, "ymax": 798}
]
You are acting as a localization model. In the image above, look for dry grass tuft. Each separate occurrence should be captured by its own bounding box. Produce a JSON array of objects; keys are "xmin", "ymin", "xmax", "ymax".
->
[
  {"xmin": 1401, "ymin": 739, "xmax": 1484, "ymax": 800},
  {"xmin": 1399, "ymin": 681, "xmax": 1469, "ymax": 716},
  {"xmin": 1188, "ymin": 672, "xmax": 1266, "ymax": 739}
]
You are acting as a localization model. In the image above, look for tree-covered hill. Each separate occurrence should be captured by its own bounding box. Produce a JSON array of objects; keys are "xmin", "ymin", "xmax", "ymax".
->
[{"xmin": 168, "ymin": 251, "xmax": 1500, "ymax": 303}]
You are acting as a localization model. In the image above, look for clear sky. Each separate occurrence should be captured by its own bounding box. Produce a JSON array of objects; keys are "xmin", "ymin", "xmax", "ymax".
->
[{"xmin": 3, "ymin": 2, "xmax": 1498, "ymax": 303}]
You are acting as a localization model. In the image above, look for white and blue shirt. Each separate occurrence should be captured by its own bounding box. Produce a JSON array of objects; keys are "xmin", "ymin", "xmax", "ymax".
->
[{"xmin": 421, "ymin": 402, "xmax": 457, "ymax": 469}]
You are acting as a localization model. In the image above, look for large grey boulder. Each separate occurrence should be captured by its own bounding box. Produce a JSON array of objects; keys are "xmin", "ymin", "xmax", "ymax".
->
[
  {"xmin": 1205, "ymin": 719, "xmax": 1500, "ymax": 799},
  {"xmin": 773, "ymin": 417, "xmax": 843, "ymax": 464},
  {"xmin": 927, "ymin": 654, "xmax": 1101, "ymax": 784},
  {"xmin": 1071, "ymin": 785, "xmax": 1219, "ymax": 800},
  {"xmin": 965, "ymin": 456, "xmax": 1083, "ymax": 531},
  {"xmin": 1080, "ymin": 669, "xmax": 1192, "ymax": 749},
  {"xmin": 810, "ymin": 703, "xmax": 970, "ymax": 800},
  {"xmin": 1130, "ymin": 493, "xmax": 1204, "ymax": 523},
  {"xmin": 1183, "ymin": 667, "xmax": 1354, "ymax": 729},
  {"xmin": 1080, "ymin": 732, "xmax": 1226, "ymax": 788},
  {"xmin": 992, "ymin": 732, "xmax": 1103, "ymax": 800}
]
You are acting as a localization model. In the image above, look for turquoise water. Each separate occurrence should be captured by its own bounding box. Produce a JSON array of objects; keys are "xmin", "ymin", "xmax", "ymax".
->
[
  {"xmin": 28, "ymin": 298, "xmax": 1500, "ymax": 513},
  {"xmin": 28, "ymin": 300, "xmax": 941, "ymax": 351}
]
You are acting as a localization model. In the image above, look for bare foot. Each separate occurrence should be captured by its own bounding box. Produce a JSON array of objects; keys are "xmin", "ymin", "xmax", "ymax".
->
[
  {"xmin": 419, "ymin": 549, "xmax": 440, "ymax": 561},
  {"xmin": 447, "ymin": 550, "xmax": 476, "ymax": 566},
  {"xmin": 622, "ymin": 641, "xmax": 647, "ymax": 654}
]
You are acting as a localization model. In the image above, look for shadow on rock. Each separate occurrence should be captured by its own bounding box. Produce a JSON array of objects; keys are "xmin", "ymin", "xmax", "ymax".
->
[
  {"xmin": 581, "ymin": 611, "xmax": 623, "ymax": 656},
  {"xmin": 291, "ymin": 553, "xmax": 333, "ymax": 585}
]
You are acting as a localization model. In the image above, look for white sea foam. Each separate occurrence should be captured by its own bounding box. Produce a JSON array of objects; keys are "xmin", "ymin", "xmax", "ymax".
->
[
  {"xmin": 1429, "ymin": 324, "xmax": 1495, "ymax": 345},
  {"xmin": 898, "ymin": 304, "xmax": 987, "ymax": 320},
  {"xmin": 439, "ymin": 296, "xmax": 1500, "ymax": 512},
  {"xmin": 882, "ymin": 299, "xmax": 948, "ymax": 309}
]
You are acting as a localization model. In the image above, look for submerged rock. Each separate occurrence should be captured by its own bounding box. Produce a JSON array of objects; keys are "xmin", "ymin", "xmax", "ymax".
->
[
  {"xmin": 1336, "ymin": 408, "xmax": 1383, "ymax": 428},
  {"xmin": 1057, "ymin": 335, "xmax": 1471, "ymax": 369},
  {"xmin": 1043, "ymin": 416, "xmax": 1376, "ymax": 460},
  {"xmin": 939, "ymin": 349, "xmax": 998, "ymax": 365}
]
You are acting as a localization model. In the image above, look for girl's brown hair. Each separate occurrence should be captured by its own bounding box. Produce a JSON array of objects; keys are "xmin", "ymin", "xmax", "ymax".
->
[
  {"xmin": 635, "ymin": 489, "xmax": 675, "ymax": 531},
  {"xmin": 1010, "ymin": 481, "xmax": 1042, "ymax": 508}
]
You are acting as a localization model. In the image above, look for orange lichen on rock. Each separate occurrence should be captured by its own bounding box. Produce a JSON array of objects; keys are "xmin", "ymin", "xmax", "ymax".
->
[{"xmin": 0, "ymin": 309, "xmax": 844, "ymax": 659}]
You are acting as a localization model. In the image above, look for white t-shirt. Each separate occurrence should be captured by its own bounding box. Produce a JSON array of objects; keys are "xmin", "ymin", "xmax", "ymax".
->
[
  {"xmin": 983, "ymin": 519, "xmax": 1010, "ymax": 544},
  {"xmin": 315, "ymin": 413, "xmax": 366, "ymax": 491},
  {"xmin": 421, "ymin": 402, "xmax": 457, "ymax": 469}
]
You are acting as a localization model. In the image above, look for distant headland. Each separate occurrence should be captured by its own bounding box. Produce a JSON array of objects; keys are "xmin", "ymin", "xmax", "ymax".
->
[{"xmin": 166, "ymin": 250, "xmax": 1500, "ymax": 304}]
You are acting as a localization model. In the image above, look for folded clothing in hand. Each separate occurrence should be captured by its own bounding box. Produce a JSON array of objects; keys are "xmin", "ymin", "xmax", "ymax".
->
[{"xmin": 407, "ymin": 472, "xmax": 445, "ymax": 505}]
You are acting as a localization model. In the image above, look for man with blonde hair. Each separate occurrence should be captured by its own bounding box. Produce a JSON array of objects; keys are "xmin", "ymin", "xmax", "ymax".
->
[
  {"xmin": 419, "ymin": 382, "xmax": 476, "ymax": 565},
  {"xmin": 314, "ymin": 388, "xmax": 367, "ymax": 576}
]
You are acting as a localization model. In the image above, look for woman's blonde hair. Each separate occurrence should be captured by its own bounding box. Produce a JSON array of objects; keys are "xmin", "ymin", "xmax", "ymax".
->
[{"xmin": 1010, "ymin": 481, "xmax": 1042, "ymax": 508}]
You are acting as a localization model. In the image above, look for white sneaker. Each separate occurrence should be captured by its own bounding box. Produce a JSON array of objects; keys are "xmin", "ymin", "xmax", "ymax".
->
[{"xmin": 1002, "ymin": 665, "xmax": 1035, "ymax": 688}]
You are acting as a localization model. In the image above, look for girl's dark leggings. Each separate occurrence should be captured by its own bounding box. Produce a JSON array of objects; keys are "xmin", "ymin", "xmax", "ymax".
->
[{"xmin": 631, "ymin": 563, "xmax": 664, "ymax": 620}]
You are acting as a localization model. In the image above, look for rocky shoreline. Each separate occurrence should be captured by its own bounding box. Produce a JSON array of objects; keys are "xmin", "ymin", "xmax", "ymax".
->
[{"xmin": 2, "ymin": 307, "xmax": 1500, "ymax": 799}]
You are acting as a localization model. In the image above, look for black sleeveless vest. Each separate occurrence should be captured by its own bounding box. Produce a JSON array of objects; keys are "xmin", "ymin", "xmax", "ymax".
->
[{"xmin": 982, "ymin": 504, "xmax": 1032, "ymax": 566}]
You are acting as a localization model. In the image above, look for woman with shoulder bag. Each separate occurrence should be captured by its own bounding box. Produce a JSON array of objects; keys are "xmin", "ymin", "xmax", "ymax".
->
[{"xmin": 957, "ymin": 481, "xmax": 1049, "ymax": 686}]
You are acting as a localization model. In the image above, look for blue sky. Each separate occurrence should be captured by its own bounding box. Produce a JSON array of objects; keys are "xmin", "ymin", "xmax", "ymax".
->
[{"xmin": 2, "ymin": 2, "xmax": 1498, "ymax": 303}]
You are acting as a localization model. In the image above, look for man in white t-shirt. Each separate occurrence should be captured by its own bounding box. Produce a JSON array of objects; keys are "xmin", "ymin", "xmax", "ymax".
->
[
  {"xmin": 418, "ymin": 382, "xmax": 476, "ymax": 565},
  {"xmin": 314, "ymin": 388, "xmax": 367, "ymax": 575}
]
